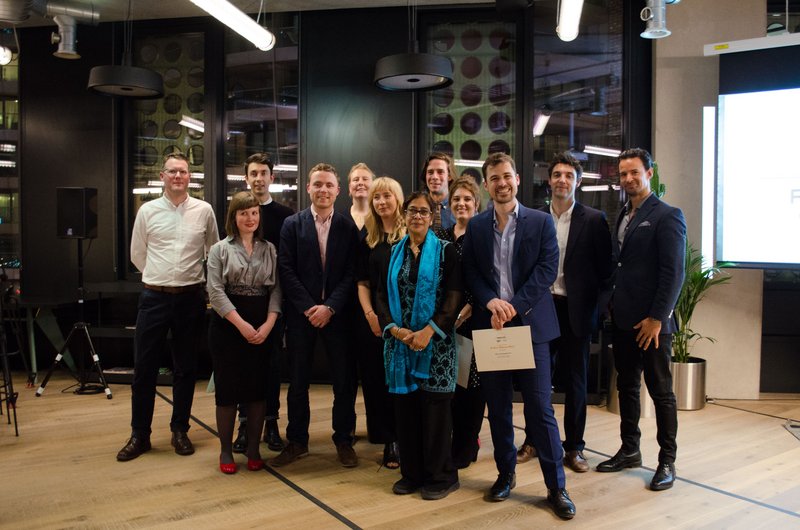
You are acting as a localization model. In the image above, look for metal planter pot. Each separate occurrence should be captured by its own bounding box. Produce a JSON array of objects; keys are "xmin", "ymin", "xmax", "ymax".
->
[{"xmin": 670, "ymin": 357, "xmax": 707, "ymax": 410}]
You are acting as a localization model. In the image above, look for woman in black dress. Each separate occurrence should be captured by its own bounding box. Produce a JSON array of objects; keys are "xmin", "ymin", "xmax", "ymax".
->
[
  {"xmin": 207, "ymin": 192, "xmax": 282, "ymax": 474},
  {"xmin": 356, "ymin": 176, "xmax": 405, "ymax": 468},
  {"xmin": 441, "ymin": 176, "xmax": 485, "ymax": 468}
]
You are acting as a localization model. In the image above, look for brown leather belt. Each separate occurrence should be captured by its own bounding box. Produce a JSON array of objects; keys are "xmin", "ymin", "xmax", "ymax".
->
[{"xmin": 144, "ymin": 283, "xmax": 203, "ymax": 294}]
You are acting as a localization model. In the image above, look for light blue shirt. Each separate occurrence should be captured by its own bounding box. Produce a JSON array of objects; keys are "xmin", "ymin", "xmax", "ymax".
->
[{"xmin": 491, "ymin": 201, "xmax": 519, "ymax": 302}]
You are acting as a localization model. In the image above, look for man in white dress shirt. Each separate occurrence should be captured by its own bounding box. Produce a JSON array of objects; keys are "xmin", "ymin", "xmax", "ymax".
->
[{"xmin": 117, "ymin": 152, "xmax": 219, "ymax": 462}]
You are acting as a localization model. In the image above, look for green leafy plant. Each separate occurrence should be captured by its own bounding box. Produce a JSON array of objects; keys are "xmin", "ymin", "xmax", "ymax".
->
[
  {"xmin": 672, "ymin": 241, "xmax": 731, "ymax": 363},
  {"xmin": 651, "ymin": 161, "xmax": 666, "ymax": 198}
]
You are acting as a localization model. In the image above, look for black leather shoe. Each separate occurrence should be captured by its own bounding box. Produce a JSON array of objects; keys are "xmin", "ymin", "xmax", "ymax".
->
[
  {"xmin": 485, "ymin": 472, "xmax": 516, "ymax": 502},
  {"xmin": 116, "ymin": 436, "xmax": 151, "ymax": 462},
  {"xmin": 263, "ymin": 419, "xmax": 285, "ymax": 452},
  {"xmin": 421, "ymin": 481, "xmax": 459, "ymax": 501},
  {"xmin": 650, "ymin": 462, "xmax": 676, "ymax": 491},
  {"xmin": 392, "ymin": 477, "xmax": 419, "ymax": 495},
  {"xmin": 547, "ymin": 488, "xmax": 576, "ymax": 520},
  {"xmin": 171, "ymin": 431, "xmax": 195, "ymax": 456},
  {"xmin": 595, "ymin": 450, "xmax": 642, "ymax": 472},
  {"xmin": 232, "ymin": 423, "xmax": 247, "ymax": 454}
]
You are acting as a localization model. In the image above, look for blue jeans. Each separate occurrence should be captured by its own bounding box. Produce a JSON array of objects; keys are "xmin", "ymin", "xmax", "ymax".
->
[{"xmin": 131, "ymin": 287, "xmax": 205, "ymax": 436}]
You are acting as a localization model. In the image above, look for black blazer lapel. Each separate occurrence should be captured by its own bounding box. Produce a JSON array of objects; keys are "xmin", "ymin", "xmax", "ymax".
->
[{"xmin": 564, "ymin": 202, "xmax": 585, "ymax": 264}]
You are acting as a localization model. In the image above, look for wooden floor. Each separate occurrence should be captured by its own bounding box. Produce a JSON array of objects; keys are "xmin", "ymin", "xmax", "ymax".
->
[{"xmin": 2, "ymin": 372, "xmax": 800, "ymax": 529}]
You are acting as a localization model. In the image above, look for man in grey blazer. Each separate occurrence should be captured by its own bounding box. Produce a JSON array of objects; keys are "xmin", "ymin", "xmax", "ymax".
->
[{"xmin": 596, "ymin": 148, "xmax": 686, "ymax": 491}]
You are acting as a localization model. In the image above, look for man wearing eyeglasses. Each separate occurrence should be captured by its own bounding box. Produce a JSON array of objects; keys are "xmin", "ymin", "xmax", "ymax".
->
[
  {"xmin": 117, "ymin": 152, "xmax": 219, "ymax": 462},
  {"xmin": 462, "ymin": 153, "xmax": 576, "ymax": 519}
]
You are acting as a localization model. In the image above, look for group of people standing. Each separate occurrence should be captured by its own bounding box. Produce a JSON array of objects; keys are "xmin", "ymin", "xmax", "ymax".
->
[{"xmin": 116, "ymin": 146, "xmax": 686, "ymax": 521}]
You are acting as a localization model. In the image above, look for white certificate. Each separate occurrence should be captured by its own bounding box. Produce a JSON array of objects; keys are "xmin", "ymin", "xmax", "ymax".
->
[
  {"xmin": 472, "ymin": 325, "xmax": 535, "ymax": 372},
  {"xmin": 455, "ymin": 334, "xmax": 473, "ymax": 388}
]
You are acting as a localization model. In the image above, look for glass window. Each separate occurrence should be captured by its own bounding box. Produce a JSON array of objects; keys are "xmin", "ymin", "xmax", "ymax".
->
[
  {"xmin": 422, "ymin": 16, "xmax": 517, "ymax": 187},
  {"xmin": 531, "ymin": 0, "xmax": 623, "ymax": 218},
  {"xmin": 223, "ymin": 13, "xmax": 299, "ymax": 212},
  {"xmin": 129, "ymin": 31, "xmax": 206, "ymax": 221}
]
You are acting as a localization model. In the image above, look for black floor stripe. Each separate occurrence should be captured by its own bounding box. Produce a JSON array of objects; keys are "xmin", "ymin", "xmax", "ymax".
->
[
  {"xmin": 156, "ymin": 390, "xmax": 362, "ymax": 529},
  {"xmin": 154, "ymin": 391, "xmax": 799, "ymax": 523}
]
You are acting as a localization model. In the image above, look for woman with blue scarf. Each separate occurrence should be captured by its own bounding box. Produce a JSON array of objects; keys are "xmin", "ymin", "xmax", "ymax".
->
[{"xmin": 375, "ymin": 191, "xmax": 463, "ymax": 501}]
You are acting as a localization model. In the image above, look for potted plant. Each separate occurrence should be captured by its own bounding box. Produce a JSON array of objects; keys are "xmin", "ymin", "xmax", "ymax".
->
[{"xmin": 670, "ymin": 241, "xmax": 731, "ymax": 410}]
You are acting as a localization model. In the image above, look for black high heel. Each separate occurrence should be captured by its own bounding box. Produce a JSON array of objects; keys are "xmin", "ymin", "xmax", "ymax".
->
[{"xmin": 382, "ymin": 442, "xmax": 400, "ymax": 469}]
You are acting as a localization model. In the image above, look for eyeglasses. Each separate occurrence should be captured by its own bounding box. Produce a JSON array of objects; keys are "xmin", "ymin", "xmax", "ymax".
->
[
  {"xmin": 405, "ymin": 207, "xmax": 432, "ymax": 218},
  {"xmin": 162, "ymin": 168, "xmax": 190, "ymax": 176}
]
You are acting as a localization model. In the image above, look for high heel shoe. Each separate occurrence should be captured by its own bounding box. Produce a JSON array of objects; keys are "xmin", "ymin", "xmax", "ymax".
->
[
  {"xmin": 247, "ymin": 458, "xmax": 265, "ymax": 471},
  {"xmin": 382, "ymin": 442, "xmax": 400, "ymax": 469},
  {"xmin": 219, "ymin": 461, "xmax": 237, "ymax": 474}
]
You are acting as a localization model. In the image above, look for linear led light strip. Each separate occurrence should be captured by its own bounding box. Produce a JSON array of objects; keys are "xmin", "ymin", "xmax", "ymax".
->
[
  {"xmin": 583, "ymin": 145, "xmax": 621, "ymax": 157},
  {"xmin": 190, "ymin": 0, "xmax": 276, "ymax": 51}
]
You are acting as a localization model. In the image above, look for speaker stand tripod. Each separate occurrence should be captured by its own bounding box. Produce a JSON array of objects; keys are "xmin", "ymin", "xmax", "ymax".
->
[{"xmin": 35, "ymin": 239, "xmax": 112, "ymax": 399}]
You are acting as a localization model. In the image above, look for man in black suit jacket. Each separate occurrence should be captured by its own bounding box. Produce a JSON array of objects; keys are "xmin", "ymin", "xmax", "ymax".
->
[
  {"xmin": 269, "ymin": 163, "xmax": 361, "ymax": 469},
  {"xmin": 596, "ymin": 148, "xmax": 686, "ymax": 492},
  {"xmin": 517, "ymin": 153, "xmax": 611, "ymax": 473}
]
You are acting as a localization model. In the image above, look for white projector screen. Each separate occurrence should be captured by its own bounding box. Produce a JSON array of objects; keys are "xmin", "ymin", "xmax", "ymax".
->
[{"xmin": 717, "ymin": 87, "xmax": 800, "ymax": 268}]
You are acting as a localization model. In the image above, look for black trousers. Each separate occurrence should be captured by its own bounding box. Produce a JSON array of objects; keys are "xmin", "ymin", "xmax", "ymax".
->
[
  {"xmin": 450, "ymin": 384, "xmax": 485, "ymax": 465},
  {"xmin": 549, "ymin": 296, "xmax": 590, "ymax": 452},
  {"xmin": 353, "ymin": 310, "xmax": 395, "ymax": 444},
  {"xmin": 393, "ymin": 389, "xmax": 458, "ymax": 490},
  {"xmin": 613, "ymin": 327, "xmax": 678, "ymax": 464}
]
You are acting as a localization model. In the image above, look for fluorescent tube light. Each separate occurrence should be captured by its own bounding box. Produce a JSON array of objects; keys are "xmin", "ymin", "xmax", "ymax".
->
[
  {"xmin": 557, "ymin": 0, "xmax": 584, "ymax": 42},
  {"xmin": 580, "ymin": 185, "xmax": 609, "ymax": 192},
  {"xmin": 454, "ymin": 159, "xmax": 484, "ymax": 168},
  {"xmin": 133, "ymin": 187, "xmax": 164, "ymax": 194},
  {"xmin": 179, "ymin": 115, "xmax": 205, "ymax": 133},
  {"xmin": 190, "ymin": 0, "xmax": 276, "ymax": 51},
  {"xmin": 581, "ymin": 172, "xmax": 601, "ymax": 179},
  {"xmin": 273, "ymin": 164, "xmax": 299, "ymax": 172},
  {"xmin": 269, "ymin": 184, "xmax": 298, "ymax": 193},
  {"xmin": 532, "ymin": 113, "xmax": 551, "ymax": 137},
  {"xmin": 583, "ymin": 145, "xmax": 621, "ymax": 157}
]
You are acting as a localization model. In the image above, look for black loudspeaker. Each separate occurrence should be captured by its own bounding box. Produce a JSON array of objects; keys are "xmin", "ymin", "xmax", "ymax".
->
[{"xmin": 56, "ymin": 187, "xmax": 98, "ymax": 239}]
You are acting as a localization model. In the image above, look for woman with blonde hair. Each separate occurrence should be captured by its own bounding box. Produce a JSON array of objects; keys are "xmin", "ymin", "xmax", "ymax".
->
[{"xmin": 356, "ymin": 176, "xmax": 405, "ymax": 468}]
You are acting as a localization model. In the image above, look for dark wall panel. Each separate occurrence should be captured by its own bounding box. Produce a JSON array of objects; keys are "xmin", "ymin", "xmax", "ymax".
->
[
  {"xmin": 20, "ymin": 25, "xmax": 117, "ymax": 304},
  {"xmin": 299, "ymin": 7, "xmax": 415, "ymax": 211}
]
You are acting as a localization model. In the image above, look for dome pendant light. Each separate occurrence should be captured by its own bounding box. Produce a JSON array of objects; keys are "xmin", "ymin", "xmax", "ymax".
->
[
  {"xmin": 374, "ymin": 2, "xmax": 453, "ymax": 92},
  {"xmin": 87, "ymin": 0, "xmax": 163, "ymax": 99}
]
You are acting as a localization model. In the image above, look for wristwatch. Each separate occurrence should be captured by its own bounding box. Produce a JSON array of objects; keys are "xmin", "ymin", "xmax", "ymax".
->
[{"xmin": 326, "ymin": 305, "xmax": 335, "ymax": 315}]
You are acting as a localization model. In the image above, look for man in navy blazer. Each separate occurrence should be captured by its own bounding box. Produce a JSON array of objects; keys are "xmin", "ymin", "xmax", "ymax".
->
[
  {"xmin": 596, "ymin": 148, "xmax": 686, "ymax": 492},
  {"xmin": 515, "ymin": 153, "xmax": 612, "ymax": 473},
  {"xmin": 270, "ymin": 163, "xmax": 361, "ymax": 469},
  {"xmin": 462, "ymin": 153, "xmax": 575, "ymax": 520}
]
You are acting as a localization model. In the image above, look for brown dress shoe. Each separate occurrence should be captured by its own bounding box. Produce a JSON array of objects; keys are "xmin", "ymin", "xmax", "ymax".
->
[
  {"xmin": 564, "ymin": 450, "xmax": 590, "ymax": 473},
  {"xmin": 171, "ymin": 431, "xmax": 195, "ymax": 456},
  {"xmin": 116, "ymin": 436, "xmax": 151, "ymax": 461},
  {"xmin": 268, "ymin": 442, "xmax": 309, "ymax": 467},
  {"xmin": 516, "ymin": 442, "xmax": 537, "ymax": 463},
  {"xmin": 336, "ymin": 442, "xmax": 359, "ymax": 468}
]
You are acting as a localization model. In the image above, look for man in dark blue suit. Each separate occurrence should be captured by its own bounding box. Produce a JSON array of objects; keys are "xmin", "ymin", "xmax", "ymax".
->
[
  {"xmin": 516, "ymin": 153, "xmax": 612, "ymax": 473},
  {"xmin": 596, "ymin": 148, "xmax": 686, "ymax": 492},
  {"xmin": 269, "ymin": 163, "xmax": 361, "ymax": 469},
  {"xmin": 462, "ymin": 153, "xmax": 576, "ymax": 519}
]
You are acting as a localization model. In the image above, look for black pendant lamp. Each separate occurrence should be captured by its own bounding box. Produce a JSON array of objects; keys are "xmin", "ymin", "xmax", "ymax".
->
[
  {"xmin": 374, "ymin": 2, "xmax": 453, "ymax": 92},
  {"xmin": 87, "ymin": 0, "xmax": 163, "ymax": 99}
]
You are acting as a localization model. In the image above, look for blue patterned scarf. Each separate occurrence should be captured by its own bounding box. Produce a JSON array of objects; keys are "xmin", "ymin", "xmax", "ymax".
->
[{"xmin": 384, "ymin": 230, "xmax": 442, "ymax": 394}]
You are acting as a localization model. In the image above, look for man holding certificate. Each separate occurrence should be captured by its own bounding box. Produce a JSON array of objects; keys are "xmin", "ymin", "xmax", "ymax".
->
[{"xmin": 462, "ymin": 153, "xmax": 575, "ymax": 520}]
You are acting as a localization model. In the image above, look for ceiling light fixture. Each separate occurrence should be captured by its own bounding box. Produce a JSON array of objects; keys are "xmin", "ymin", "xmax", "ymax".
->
[
  {"xmin": 454, "ymin": 159, "xmax": 484, "ymax": 168},
  {"xmin": 583, "ymin": 145, "xmax": 621, "ymax": 157},
  {"xmin": 556, "ymin": 0, "xmax": 584, "ymax": 42},
  {"xmin": 532, "ymin": 110, "xmax": 551, "ymax": 137},
  {"xmin": 640, "ymin": 0, "xmax": 681, "ymax": 39},
  {"xmin": 374, "ymin": 0, "xmax": 453, "ymax": 91},
  {"xmin": 179, "ymin": 115, "xmax": 205, "ymax": 133},
  {"xmin": 87, "ymin": 0, "xmax": 164, "ymax": 98},
  {"xmin": 189, "ymin": 0, "xmax": 276, "ymax": 51}
]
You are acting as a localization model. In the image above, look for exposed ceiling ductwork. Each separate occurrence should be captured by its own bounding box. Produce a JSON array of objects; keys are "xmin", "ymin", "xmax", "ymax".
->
[{"xmin": 0, "ymin": 0, "xmax": 99, "ymax": 58}]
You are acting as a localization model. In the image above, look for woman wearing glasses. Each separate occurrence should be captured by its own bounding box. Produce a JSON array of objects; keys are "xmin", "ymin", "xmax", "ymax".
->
[
  {"xmin": 441, "ymin": 176, "xmax": 485, "ymax": 469},
  {"xmin": 207, "ymin": 192, "xmax": 282, "ymax": 474},
  {"xmin": 356, "ymin": 177, "xmax": 405, "ymax": 469},
  {"xmin": 375, "ymin": 191, "xmax": 462, "ymax": 500}
]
